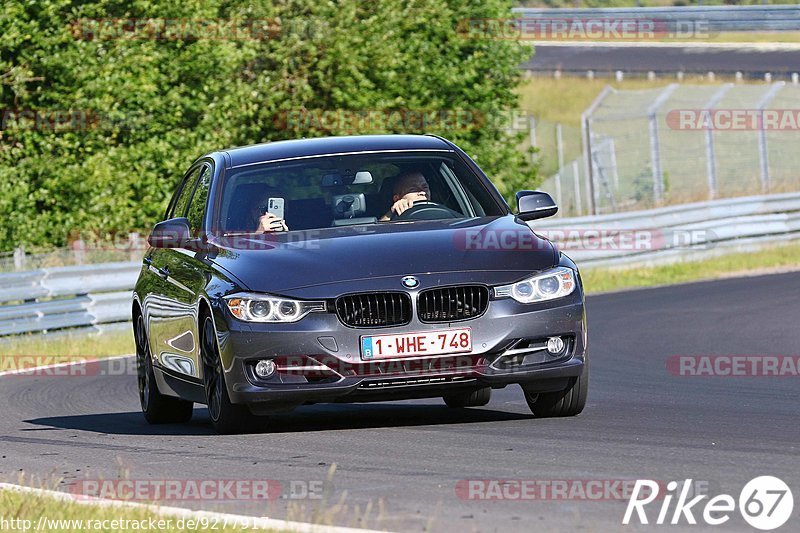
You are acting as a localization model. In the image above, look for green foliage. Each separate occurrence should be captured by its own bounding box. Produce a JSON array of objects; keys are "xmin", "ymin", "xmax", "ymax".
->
[
  {"xmin": 0, "ymin": 0, "xmax": 537, "ymax": 251},
  {"xmin": 520, "ymin": 0, "xmax": 800, "ymax": 6}
]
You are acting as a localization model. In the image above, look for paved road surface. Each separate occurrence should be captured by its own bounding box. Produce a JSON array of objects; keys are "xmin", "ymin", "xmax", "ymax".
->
[
  {"xmin": 524, "ymin": 44, "xmax": 800, "ymax": 77},
  {"xmin": 1, "ymin": 272, "xmax": 798, "ymax": 531}
]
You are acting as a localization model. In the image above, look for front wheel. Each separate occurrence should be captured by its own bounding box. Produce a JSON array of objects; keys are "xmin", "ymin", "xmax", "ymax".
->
[
  {"xmin": 523, "ymin": 364, "xmax": 588, "ymax": 418},
  {"xmin": 135, "ymin": 314, "xmax": 193, "ymax": 424},
  {"xmin": 201, "ymin": 316, "xmax": 265, "ymax": 434}
]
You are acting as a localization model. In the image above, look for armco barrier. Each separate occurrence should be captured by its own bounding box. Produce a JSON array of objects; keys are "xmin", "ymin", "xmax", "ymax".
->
[
  {"xmin": 511, "ymin": 5, "xmax": 800, "ymax": 33},
  {"xmin": 532, "ymin": 192, "xmax": 800, "ymax": 268},
  {"xmin": 0, "ymin": 262, "xmax": 139, "ymax": 336}
]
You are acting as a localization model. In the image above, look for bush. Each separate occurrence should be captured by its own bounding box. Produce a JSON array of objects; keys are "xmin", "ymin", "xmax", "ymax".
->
[{"xmin": 0, "ymin": 0, "xmax": 537, "ymax": 251}]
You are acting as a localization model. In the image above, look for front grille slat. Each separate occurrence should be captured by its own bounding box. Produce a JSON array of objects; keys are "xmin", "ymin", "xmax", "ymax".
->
[
  {"xmin": 336, "ymin": 292, "xmax": 411, "ymax": 328},
  {"xmin": 418, "ymin": 285, "xmax": 489, "ymax": 323}
]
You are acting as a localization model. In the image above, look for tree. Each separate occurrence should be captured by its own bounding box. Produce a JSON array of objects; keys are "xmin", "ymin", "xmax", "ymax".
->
[{"xmin": 0, "ymin": 0, "xmax": 537, "ymax": 250}]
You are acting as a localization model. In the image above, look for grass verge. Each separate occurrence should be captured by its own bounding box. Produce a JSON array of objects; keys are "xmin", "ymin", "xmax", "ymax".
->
[
  {"xmin": 0, "ymin": 489, "xmax": 274, "ymax": 532},
  {"xmin": 1, "ymin": 329, "xmax": 134, "ymax": 370},
  {"xmin": 517, "ymin": 74, "xmax": 765, "ymax": 128},
  {"xmin": 581, "ymin": 241, "xmax": 800, "ymax": 294}
]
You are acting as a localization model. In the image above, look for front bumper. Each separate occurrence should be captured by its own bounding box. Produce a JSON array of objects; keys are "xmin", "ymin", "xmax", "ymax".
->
[{"xmin": 214, "ymin": 292, "xmax": 587, "ymax": 412}]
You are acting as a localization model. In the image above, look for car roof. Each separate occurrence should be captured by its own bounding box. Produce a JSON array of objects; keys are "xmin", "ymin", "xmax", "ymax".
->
[{"xmin": 216, "ymin": 134, "xmax": 454, "ymax": 169}]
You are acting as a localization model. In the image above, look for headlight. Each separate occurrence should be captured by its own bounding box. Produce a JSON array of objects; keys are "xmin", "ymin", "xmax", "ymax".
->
[
  {"xmin": 224, "ymin": 293, "xmax": 326, "ymax": 323},
  {"xmin": 494, "ymin": 267, "xmax": 576, "ymax": 303}
]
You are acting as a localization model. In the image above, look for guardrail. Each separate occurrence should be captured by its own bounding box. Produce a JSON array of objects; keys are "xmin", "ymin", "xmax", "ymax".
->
[
  {"xmin": 511, "ymin": 6, "xmax": 800, "ymax": 32},
  {"xmin": 532, "ymin": 192, "xmax": 800, "ymax": 269},
  {"xmin": 2, "ymin": 192, "xmax": 799, "ymax": 336},
  {"xmin": 0, "ymin": 262, "xmax": 139, "ymax": 336}
]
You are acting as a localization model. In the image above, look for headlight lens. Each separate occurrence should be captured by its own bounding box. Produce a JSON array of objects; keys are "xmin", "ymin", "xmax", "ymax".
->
[
  {"xmin": 224, "ymin": 293, "xmax": 326, "ymax": 323},
  {"xmin": 494, "ymin": 267, "xmax": 576, "ymax": 303}
]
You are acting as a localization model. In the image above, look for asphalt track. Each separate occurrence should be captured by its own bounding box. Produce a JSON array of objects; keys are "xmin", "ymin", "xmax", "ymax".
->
[
  {"xmin": 1, "ymin": 272, "xmax": 798, "ymax": 532},
  {"xmin": 524, "ymin": 44, "xmax": 800, "ymax": 76}
]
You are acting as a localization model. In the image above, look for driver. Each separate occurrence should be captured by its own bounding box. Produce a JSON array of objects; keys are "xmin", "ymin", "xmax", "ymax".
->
[{"xmin": 379, "ymin": 171, "xmax": 431, "ymax": 221}]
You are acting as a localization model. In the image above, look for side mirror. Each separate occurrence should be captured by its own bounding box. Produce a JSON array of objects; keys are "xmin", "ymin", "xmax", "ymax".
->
[
  {"xmin": 148, "ymin": 217, "xmax": 191, "ymax": 248},
  {"xmin": 516, "ymin": 191, "xmax": 558, "ymax": 221}
]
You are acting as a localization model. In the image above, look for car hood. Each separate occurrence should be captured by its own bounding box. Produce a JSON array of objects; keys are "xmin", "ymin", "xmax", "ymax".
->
[{"xmin": 209, "ymin": 216, "xmax": 557, "ymax": 298}]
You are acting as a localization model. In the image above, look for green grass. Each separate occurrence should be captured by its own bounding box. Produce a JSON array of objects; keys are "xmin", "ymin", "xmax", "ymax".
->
[
  {"xmin": 0, "ymin": 489, "xmax": 274, "ymax": 533},
  {"xmin": 0, "ymin": 330, "xmax": 134, "ymax": 369},
  {"xmin": 517, "ymin": 75, "xmax": 766, "ymax": 128},
  {"xmin": 582, "ymin": 241, "xmax": 800, "ymax": 294},
  {"xmin": 704, "ymin": 32, "xmax": 800, "ymax": 44}
]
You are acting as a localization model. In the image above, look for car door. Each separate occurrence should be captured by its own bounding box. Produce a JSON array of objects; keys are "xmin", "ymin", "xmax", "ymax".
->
[
  {"xmin": 145, "ymin": 164, "xmax": 204, "ymax": 378},
  {"xmin": 157, "ymin": 163, "xmax": 214, "ymax": 380}
]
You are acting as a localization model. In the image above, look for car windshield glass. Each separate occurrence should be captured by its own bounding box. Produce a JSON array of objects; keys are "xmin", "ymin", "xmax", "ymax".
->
[{"xmin": 217, "ymin": 152, "xmax": 504, "ymax": 233}]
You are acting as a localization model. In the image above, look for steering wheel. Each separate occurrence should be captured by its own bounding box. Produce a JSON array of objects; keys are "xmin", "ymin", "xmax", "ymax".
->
[{"xmin": 391, "ymin": 201, "xmax": 461, "ymax": 221}]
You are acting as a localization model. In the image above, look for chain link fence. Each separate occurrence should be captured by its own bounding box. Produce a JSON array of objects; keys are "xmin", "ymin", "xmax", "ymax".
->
[{"xmin": 539, "ymin": 82, "xmax": 800, "ymax": 216}]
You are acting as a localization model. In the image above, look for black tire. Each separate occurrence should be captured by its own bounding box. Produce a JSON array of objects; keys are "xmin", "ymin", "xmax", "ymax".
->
[
  {"xmin": 443, "ymin": 387, "xmax": 492, "ymax": 408},
  {"xmin": 524, "ymin": 364, "xmax": 588, "ymax": 418},
  {"xmin": 201, "ymin": 316, "xmax": 265, "ymax": 435},
  {"xmin": 134, "ymin": 314, "xmax": 194, "ymax": 424}
]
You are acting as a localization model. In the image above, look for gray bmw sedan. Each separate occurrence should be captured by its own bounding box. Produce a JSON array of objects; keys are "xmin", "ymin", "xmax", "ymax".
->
[{"xmin": 133, "ymin": 134, "xmax": 587, "ymax": 434}]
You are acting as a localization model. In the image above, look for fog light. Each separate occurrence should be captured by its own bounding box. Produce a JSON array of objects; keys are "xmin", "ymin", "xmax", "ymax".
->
[
  {"xmin": 255, "ymin": 359, "xmax": 276, "ymax": 378},
  {"xmin": 546, "ymin": 336, "xmax": 565, "ymax": 355}
]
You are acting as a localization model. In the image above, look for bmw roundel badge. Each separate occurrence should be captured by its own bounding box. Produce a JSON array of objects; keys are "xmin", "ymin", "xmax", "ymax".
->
[{"xmin": 401, "ymin": 276, "xmax": 420, "ymax": 289}]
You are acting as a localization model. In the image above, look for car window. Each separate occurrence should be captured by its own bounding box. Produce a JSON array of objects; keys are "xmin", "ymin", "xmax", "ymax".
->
[
  {"xmin": 169, "ymin": 166, "xmax": 202, "ymax": 220},
  {"xmin": 187, "ymin": 165, "xmax": 212, "ymax": 233},
  {"xmin": 218, "ymin": 153, "xmax": 504, "ymax": 233}
]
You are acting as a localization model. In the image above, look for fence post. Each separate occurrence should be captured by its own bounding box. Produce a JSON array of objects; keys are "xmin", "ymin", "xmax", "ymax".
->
[
  {"xmin": 608, "ymin": 138, "xmax": 619, "ymax": 190},
  {"xmin": 528, "ymin": 115, "xmax": 537, "ymax": 165},
  {"xmin": 129, "ymin": 232, "xmax": 141, "ymax": 262},
  {"xmin": 701, "ymin": 84, "xmax": 733, "ymax": 200},
  {"xmin": 13, "ymin": 246, "xmax": 26, "ymax": 271},
  {"xmin": 582, "ymin": 85, "xmax": 613, "ymax": 215},
  {"xmin": 755, "ymin": 82, "xmax": 785, "ymax": 194},
  {"xmin": 555, "ymin": 123, "xmax": 565, "ymax": 212},
  {"xmin": 646, "ymin": 84, "xmax": 679, "ymax": 205},
  {"xmin": 572, "ymin": 160, "xmax": 582, "ymax": 216},
  {"xmin": 72, "ymin": 239, "xmax": 85, "ymax": 265}
]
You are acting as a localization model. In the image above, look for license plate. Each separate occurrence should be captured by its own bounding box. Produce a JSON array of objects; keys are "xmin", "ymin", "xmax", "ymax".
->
[{"xmin": 361, "ymin": 328, "xmax": 472, "ymax": 360}]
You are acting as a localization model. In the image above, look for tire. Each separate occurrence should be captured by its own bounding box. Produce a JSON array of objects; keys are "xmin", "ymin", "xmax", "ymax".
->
[
  {"xmin": 443, "ymin": 387, "xmax": 492, "ymax": 408},
  {"xmin": 524, "ymin": 363, "xmax": 588, "ymax": 418},
  {"xmin": 134, "ymin": 314, "xmax": 194, "ymax": 424},
  {"xmin": 201, "ymin": 316, "xmax": 265, "ymax": 435}
]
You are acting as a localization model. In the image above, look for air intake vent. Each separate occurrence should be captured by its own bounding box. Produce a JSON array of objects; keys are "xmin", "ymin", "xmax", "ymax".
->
[
  {"xmin": 335, "ymin": 292, "xmax": 411, "ymax": 328},
  {"xmin": 418, "ymin": 286, "xmax": 489, "ymax": 323}
]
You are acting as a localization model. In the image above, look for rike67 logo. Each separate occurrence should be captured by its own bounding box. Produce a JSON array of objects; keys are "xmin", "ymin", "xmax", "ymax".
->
[{"xmin": 624, "ymin": 476, "xmax": 794, "ymax": 530}]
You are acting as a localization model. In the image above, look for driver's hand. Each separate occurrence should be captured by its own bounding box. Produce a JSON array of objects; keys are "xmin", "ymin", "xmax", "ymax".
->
[
  {"xmin": 391, "ymin": 192, "xmax": 427, "ymax": 217},
  {"xmin": 257, "ymin": 213, "xmax": 288, "ymax": 233}
]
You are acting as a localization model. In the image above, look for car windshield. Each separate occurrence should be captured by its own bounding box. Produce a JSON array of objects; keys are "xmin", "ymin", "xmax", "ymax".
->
[{"xmin": 217, "ymin": 152, "xmax": 505, "ymax": 234}]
